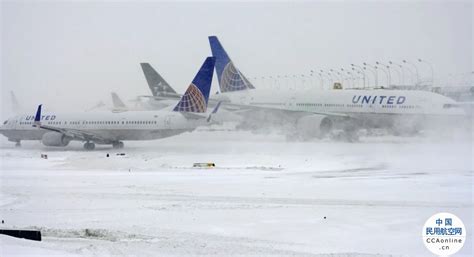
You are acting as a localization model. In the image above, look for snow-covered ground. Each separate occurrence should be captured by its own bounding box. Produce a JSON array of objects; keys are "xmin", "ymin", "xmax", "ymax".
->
[{"xmin": 0, "ymin": 128, "xmax": 472, "ymax": 256}]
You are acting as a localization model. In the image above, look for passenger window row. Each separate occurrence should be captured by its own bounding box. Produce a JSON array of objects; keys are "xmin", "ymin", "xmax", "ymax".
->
[{"xmin": 37, "ymin": 120, "xmax": 159, "ymax": 125}]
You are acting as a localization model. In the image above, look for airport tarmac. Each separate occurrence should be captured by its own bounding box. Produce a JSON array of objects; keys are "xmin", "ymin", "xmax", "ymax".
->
[{"xmin": 0, "ymin": 128, "xmax": 472, "ymax": 256}]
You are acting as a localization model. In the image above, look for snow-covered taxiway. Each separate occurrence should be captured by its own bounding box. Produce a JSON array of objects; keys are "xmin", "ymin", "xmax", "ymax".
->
[{"xmin": 0, "ymin": 126, "xmax": 472, "ymax": 256}]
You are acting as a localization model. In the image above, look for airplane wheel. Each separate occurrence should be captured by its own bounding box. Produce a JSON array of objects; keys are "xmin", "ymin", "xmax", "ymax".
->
[
  {"xmin": 118, "ymin": 142, "xmax": 124, "ymax": 149},
  {"xmin": 84, "ymin": 142, "xmax": 95, "ymax": 150},
  {"xmin": 15, "ymin": 141, "xmax": 21, "ymax": 147}
]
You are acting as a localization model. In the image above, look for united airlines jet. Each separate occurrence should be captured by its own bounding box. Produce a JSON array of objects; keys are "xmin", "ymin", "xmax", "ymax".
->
[
  {"xmin": 208, "ymin": 36, "xmax": 466, "ymax": 139},
  {"xmin": 0, "ymin": 57, "xmax": 219, "ymax": 150}
]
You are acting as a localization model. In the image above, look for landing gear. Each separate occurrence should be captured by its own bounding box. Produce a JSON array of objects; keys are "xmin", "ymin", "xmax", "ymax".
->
[
  {"xmin": 15, "ymin": 141, "xmax": 21, "ymax": 147},
  {"xmin": 112, "ymin": 141, "xmax": 124, "ymax": 149},
  {"xmin": 84, "ymin": 142, "xmax": 95, "ymax": 150}
]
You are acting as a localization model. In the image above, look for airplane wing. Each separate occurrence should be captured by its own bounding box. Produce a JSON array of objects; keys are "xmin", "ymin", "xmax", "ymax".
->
[
  {"xmin": 137, "ymin": 94, "xmax": 181, "ymax": 101},
  {"xmin": 220, "ymin": 101, "xmax": 350, "ymax": 118},
  {"xmin": 33, "ymin": 105, "xmax": 113, "ymax": 144}
]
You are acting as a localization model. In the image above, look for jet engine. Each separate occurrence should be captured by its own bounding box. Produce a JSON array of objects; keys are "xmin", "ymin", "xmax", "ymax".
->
[
  {"xmin": 296, "ymin": 114, "xmax": 333, "ymax": 139},
  {"xmin": 41, "ymin": 132, "xmax": 71, "ymax": 147}
]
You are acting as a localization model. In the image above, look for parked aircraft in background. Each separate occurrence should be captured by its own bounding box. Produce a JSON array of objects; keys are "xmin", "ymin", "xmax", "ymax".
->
[
  {"xmin": 109, "ymin": 63, "xmax": 181, "ymax": 111},
  {"xmin": 209, "ymin": 36, "xmax": 467, "ymax": 139},
  {"xmin": 140, "ymin": 63, "xmax": 180, "ymax": 99},
  {"xmin": 111, "ymin": 92, "xmax": 127, "ymax": 111},
  {"xmin": 10, "ymin": 91, "xmax": 21, "ymax": 113},
  {"xmin": 0, "ymin": 57, "xmax": 220, "ymax": 150}
]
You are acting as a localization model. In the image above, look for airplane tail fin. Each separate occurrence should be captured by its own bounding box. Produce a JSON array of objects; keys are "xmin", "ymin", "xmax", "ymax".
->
[
  {"xmin": 33, "ymin": 104, "xmax": 42, "ymax": 127},
  {"xmin": 208, "ymin": 36, "xmax": 254, "ymax": 93},
  {"xmin": 111, "ymin": 92, "xmax": 127, "ymax": 109},
  {"xmin": 173, "ymin": 57, "xmax": 215, "ymax": 113},
  {"xmin": 10, "ymin": 91, "xmax": 21, "ymax": 113},
  {"xmin": 140, "ymin": 63, "xmax": 177, "ymax": 96}
]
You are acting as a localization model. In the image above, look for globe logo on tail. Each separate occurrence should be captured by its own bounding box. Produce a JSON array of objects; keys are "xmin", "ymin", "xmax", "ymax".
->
[
  {"xmin": 173, "ymin": 83, "xmax": 207, "ymax": 113},
  {"xmin": 220, "ymin": 62, "xmax": 252, "ymax": 92}
]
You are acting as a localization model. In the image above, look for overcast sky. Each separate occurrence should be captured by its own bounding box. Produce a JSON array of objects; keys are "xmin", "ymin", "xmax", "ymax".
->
[{"xmin": 1, "ymin": 0, "xmax": 472, "ymax": 117}]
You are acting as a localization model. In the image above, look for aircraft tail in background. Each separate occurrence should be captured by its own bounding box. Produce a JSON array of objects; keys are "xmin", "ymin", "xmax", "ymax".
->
[
  {"xmin": 111, "ymin": 92, "xmax": 127, "ymax": 109},
  {"xmin": 208, "ymin": 36, "xmax": 255, "ymax": 93},
  {"xmin": 10, "ymin": 91, "xmax": 21, "ymax": 113},
  {"xmin": 173, "ymin": 57, "xmax": 215, "ymax": 113},
  {"xmin": 140, "ymin": 63, "xmax": 177, "ymax": 96}
]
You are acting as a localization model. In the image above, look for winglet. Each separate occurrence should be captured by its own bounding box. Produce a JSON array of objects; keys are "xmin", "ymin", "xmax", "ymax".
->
[
  {"xmin": 208, "ymin": 36, "xmax": 254, "ymax": 92},
  {"xmin": 33, "ymin": 104, "xmax": 42, "ymax": 127},
  {"xmin": 211, "ymin": 101, "xmax": 222, "ymax": 114},
  {"xmin": 173, "ymin": 57, "xmax": 215, "ymax": 113},
  {"xmin": 140, "ymin": 63, "xmax": 177, "ymax": 96},
  {"xmin": 207, "ymin": 101, "xmax": 222, "ymax": 123}
]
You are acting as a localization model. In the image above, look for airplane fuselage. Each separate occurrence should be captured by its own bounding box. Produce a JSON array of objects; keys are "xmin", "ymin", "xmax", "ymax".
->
[
  {"xmin": 214, "ymin": 88, "xmax": 464, "ymax": 116},
  {"xmin": 212, "ymin": 88, "xmax": 467, "ymax": 135},
  {"xmin": 0, "ymin": 110, "xmax": 204, "ymax": 144}
]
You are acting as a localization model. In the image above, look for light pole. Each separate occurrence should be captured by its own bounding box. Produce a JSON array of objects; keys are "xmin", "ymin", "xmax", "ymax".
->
[
  {"xmin": 330, "ymin": 69, "xmax": 341, "ymax": 82},
  {"xmin": 346, "ymin": 71, "xmax": 356, "ymax": 89},
  {"xmin": 418, "ymin": 59, "xmax": 434, "ymax": 85},
  {"xmin": 336, "ymin": 71, "xmax": 344, "ymax": 84},
  {"xmin": 376, "ymin": 61, "xmax": 392, "ymax": 87},
  {"xmin": 389, "ymin": 61, "xmax": 404, "ymax": 85},
  {"xmin": 403, "ymin": 60, "xmax": 420, "ymax": 86},
  {"xmin": 375, "ymin": 65, "xmax": 388, "ymax": 88},
  {"xmin": 320, "ymin": 70, "xmax": 332, "ymax": 89},
  {"xmin": 310, "ymin": 70, "xmax": 320, "ymax": 88},
  {"xmin": 316, "ymin": 72, "xmax": 325, "ymax": 89},
  {"xmin": 363, "ymin": 62, "xmax": 378, "ymax": 87},
  {"xmin": 351, "ymin": 64, "xmax": 367, "ymax": 88},
  {"xmin": 323, "ymin": 70, "xmax": 332, "ymax": 81},
  {"xmin": 353, "ymin": 70, "xmax": 365, "ymax": 88},
  {"xmin": 284, "ymin": 75, "xmax": 290, "ymax": 87},
  {"xmin": 340, "ymin": 68, "xmax": 348, "ymax": 88},
  {"xmin": 275, "ymin": 75, "xmax": 281, "ymax": 89},
  {"xmin": 397, "ymin": 61, "xmax": 416, "ymax": 85},
  {"xmin": 327, "ymin": 71, "xmax": 337, "ymax": 87}
]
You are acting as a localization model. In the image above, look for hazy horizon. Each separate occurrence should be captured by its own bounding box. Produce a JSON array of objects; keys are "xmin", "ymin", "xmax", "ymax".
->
[{"xmin": 1, "ymin": 0, "xmax": 472, "ymax": 119}]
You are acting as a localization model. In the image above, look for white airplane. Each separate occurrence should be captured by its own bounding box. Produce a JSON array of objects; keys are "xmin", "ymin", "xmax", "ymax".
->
[
  {"xmin": 0, "ymin": 57, "xmax": 221, "ymax": 150},
  {"xmin": 208, "ymin": 36, "xmax": 467, "ymax": 139}
]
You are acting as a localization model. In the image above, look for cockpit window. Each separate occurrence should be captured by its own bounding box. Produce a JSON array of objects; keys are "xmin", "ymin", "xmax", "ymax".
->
[{"xmin": 3, "ymin": 120, "xmax": 7, "ymax": 125}]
